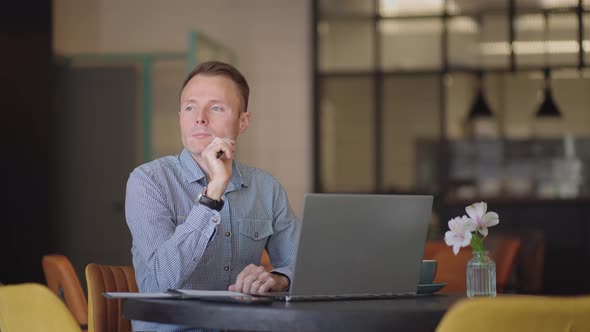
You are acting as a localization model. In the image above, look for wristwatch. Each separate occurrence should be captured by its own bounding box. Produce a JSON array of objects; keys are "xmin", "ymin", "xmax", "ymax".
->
[{"xmin": 197, "ymin": 187, "xmax": 224, "ymax": 211}]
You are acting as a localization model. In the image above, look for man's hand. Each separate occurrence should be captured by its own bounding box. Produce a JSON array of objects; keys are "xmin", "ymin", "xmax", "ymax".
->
[
  {"xmin": 201, "ymin": 137, "xmax": 236, "ymax": 200},
  {"xmin": 228, "ymin": 264, "xmax": 289, "ymax": 294}
]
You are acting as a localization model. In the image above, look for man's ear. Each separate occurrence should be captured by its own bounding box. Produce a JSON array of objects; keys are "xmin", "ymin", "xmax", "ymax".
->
[{"xmin": 238, "ymin": 111, "xmax": 252, "ymax": 134}]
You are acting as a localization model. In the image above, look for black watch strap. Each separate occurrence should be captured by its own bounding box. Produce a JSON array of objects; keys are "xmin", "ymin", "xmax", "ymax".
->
[{"xmin": 198, "ymin": 188, "xmax": 224, "ymax": 211}]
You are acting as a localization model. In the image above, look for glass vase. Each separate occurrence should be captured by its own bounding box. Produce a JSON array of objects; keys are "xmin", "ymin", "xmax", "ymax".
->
[{"xmin": 466, "ymin": 250, "xmax": 496, "ymax": 298}]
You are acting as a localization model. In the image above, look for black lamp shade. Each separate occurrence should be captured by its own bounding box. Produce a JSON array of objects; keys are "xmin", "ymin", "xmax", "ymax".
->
[
  {"xmin": 468, "ymin": 88, "xmax": 493, "ymax": 119},
  {"xmin": 536, "ymin": 83, "xmax": 562, "ymax": 118}
]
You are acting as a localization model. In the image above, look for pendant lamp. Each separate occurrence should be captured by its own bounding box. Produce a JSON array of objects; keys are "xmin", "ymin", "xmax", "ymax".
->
[
  {"xmin": 536, "ymin": 11, "xmax": 562, "ymax": 118},
  {"xmin": 536, "ymin": 68, "xmax": 562, "ymax": 118},
  {"xmin": 467, "ymin": 72, "xmax": 493, "ymax": 120}
]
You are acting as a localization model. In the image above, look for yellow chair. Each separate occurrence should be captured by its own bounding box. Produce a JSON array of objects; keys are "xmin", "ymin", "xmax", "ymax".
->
[
  {"xmin": 436, "ymin": 295, "xmax": 590, "ymax": 332},
  {"xmin": 0, "ymin": 283, "xmax": 81, "ymax": 332},
  {"xmin": 85, "ymin": 263, "xmax": 138, "ymax": 332},
  {"xmin": 42, "ymin": 254, "xmax": 88, "ymax": 331}
]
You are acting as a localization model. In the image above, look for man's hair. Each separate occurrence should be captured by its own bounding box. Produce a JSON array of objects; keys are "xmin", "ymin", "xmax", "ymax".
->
[{"xmin": 181, "ymin": 61, "xmax": 250, "ymax": 112}]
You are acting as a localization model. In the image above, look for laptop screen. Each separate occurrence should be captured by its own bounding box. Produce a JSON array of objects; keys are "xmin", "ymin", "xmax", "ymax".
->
[{"xmin": 288, "ymin": 194, "xmax": 433, "ymax": 299}]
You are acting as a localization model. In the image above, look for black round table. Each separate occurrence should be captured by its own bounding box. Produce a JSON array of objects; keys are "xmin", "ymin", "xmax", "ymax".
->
[{"xmin": 122, "ymin": 294, "xmax": 462, "ymax": 331}]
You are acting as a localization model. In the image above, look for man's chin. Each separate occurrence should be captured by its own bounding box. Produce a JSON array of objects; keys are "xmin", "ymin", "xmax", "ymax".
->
[{"xmin": 184, "ymin": 146, "xmax": 206, "ymax": 159}]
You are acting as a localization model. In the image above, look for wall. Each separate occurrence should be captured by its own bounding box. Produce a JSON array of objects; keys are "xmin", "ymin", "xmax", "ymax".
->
[
  {"xmin": 52, "ymin": 0, "xmax": 310, "ymax": 282},
  {"xmin": 1, "ymin": 1, "xmax": 53, "ymax": 284},
  {"xmin": 53, "ymin": 0, "xmax": 312, "ymax": 215}
]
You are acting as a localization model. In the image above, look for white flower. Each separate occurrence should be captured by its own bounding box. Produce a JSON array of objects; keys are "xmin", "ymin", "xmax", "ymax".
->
[
  {"xmin": 465, "ymin": 202, "xmax": 499, "ymax": 237},
  {"xmin": 444, "ymin": 216, "xmax": 476, "ymax": 255}
]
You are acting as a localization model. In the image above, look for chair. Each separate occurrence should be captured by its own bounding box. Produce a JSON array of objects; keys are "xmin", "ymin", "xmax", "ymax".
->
[
  {"xmin": 424, "ymin": 239, "xmax": 472, "ymax": 291},
  {"xmin": 436, "ymin": 295, "xmax": 590, "ymax": 332},
  {"xmin": 260, "ymin": 249, "xmax": 273, "ymax": 271},
  {"xmin": 492, "ymin": 237, "xmax": 521, "ymax": 292},
  {"xmin": 426, "ymin": 236, "xmax": 521, "ymax": 293},
  {"xmin": 42, "ymin": 254, "xmax": 88, "ymax": 331},
  {"xmin": 85, "ymin": 264, "xmax": 138, "ymax": 332},
  {"xmin": 516, "ymin": 230, "xmax": 545, "ymax": 293},
  {"xmin": 432, "ymin": 247, "xmax": 472, "ymax": 292},
  {"xmin": 0, "ymin": 283, "xmax": 81, "ymax": 332},
  {"xmin": 423, "ymin": 240, "xmax": 448, "ymax": 260}
]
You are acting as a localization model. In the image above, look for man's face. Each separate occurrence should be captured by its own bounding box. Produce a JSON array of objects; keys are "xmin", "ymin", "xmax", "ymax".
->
[{"xmin": 179, "ymin": 74, "xmax": 250, "ymax": 158}]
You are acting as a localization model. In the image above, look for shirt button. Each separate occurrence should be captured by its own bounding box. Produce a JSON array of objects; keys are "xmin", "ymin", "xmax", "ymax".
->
[
  {"xmin": 225, "ymin": 231, "xmax": 230, "ymax": 237},
  {"xmin": 254, "ymin": 232, "xmax": 259, "ymax": 238},
  {"xmin": 212, "ymin": 216, "xmax": 219, "ymax": 222},
  {"xmin": 224, "ymin": 266, "xmax": 229, "ymax": 272}
]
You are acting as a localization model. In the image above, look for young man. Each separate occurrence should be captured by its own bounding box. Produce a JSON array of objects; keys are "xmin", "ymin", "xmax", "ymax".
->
[{"xmin": 125, "ymin": 61, "xmax": 299, "ymax": 331}]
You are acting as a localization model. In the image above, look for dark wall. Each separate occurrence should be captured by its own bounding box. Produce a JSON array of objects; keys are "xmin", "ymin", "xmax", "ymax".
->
[{"xmin": 0, "ymin": 1, "xmax": 54, "ymax": 283}]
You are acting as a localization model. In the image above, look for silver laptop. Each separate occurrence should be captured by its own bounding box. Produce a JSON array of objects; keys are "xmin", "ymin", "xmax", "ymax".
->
[{"xmin": 265, "ymin": 193, "xmax": 433, "ymax": 302}]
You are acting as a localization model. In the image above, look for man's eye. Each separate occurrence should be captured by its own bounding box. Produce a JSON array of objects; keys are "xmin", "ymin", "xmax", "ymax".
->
[
  {"xmin": 211, "ymin": 106, "xmax": 223, "ymax": 112},
  {"xmin": 185, "ymin": 106, "xmax": 194, "ymax": 111}
]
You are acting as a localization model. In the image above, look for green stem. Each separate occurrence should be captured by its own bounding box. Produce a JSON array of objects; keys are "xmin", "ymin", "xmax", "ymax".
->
[{"xmin": 470, "ymin": 232, "xmax": 485, "ymax": 252}]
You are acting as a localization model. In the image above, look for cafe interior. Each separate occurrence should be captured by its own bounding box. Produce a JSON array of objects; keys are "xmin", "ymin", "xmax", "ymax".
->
[{"xmin": 2, "ymin": 0, "xmax": 590, "ymax": 330}]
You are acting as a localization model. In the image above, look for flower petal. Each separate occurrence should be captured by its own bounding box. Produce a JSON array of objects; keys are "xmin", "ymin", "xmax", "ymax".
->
[
  {"xmin": 482, "ymin": 211, "xmax": 499, "ymax": 228},
  {"xmin": 464, "ymin": 218, "xmax": 477, "ymax": 232},
  {"xmin": 466, "ymin": 202, "xmax": 487, "ymax": 223},
  {"xmin": 478, "ymin": 227, "xmax": 489, "ymax": 237},
  {"xmin": 444, "ymin": 231, "xmax": 456, "ymax": 246},
  {"xmin": 447, "ymin": 216, "xmax": 462, "ymax": 232},
  {"xmin": 453, "ymin": 244, "xmax": 460, "ymax": 255},
  {"xmin": 460, "ymin": 230, "xmax": 473, "ymax": 247}
]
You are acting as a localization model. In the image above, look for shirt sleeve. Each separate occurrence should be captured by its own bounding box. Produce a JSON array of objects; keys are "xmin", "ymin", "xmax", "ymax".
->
[
  {"xmin": 266, "ymin": 181, "xmax": 300, "ymax": 286},
  {"xmin": 125, "ymin": 168, "xmax": 219, "ymax": 292}
]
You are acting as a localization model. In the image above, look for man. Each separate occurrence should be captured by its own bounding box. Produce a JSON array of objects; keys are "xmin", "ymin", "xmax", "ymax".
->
[{"xmin": 125, "ymin": 61, "xmax": 299, "ymax": 331}]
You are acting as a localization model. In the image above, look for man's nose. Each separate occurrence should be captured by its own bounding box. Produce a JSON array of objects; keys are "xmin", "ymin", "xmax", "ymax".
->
[{"xmin": 195, "ymin": 109, "xmax": 208, "ymax": 125}]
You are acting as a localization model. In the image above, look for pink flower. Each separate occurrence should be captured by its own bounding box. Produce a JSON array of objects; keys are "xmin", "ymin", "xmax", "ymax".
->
[
  {"xmin": 444, "ymin": 216, "xmax": 476, "ymax": 255},
  {"xmin": 465, "ymin": 202, "xmax": 499, "ymax": 237}
]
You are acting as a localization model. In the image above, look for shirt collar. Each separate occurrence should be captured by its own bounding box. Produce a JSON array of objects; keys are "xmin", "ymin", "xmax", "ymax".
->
[{"xmin": 180, "ymin": 149, "xmax": 248, "ymax": 192}]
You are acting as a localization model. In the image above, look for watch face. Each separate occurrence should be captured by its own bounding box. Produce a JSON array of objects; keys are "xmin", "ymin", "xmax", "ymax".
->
[
  {"xmin": 197, "ymin": 188, "xmax": 207, "ymax": 202},
  {"xmin": 198, "ymin": 193, "xmax": 207, "ymax": 204}
]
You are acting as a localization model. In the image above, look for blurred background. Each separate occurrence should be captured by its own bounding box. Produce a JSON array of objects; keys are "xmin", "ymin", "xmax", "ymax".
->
[{"xmin": 1, "ymin": 0, "xmax": 589, "ymax": 295}]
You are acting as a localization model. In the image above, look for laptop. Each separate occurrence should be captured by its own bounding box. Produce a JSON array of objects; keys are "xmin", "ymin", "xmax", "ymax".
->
[{"xmin": 261, "ymin": 193, "xmax": 433, "ymax": 302}]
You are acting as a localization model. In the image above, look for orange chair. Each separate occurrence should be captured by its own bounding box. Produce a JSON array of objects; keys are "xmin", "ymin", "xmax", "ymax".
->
[
  {"xmin": 516, "ymin": 230, "xmax": 545, "ymax": 293},
  {"xmin": 425, "ymin": 236, "xmax": 521, "ymax": 293},
  {"xmin": 85, "ymin": 263, "xmax": 138, "ymax": 332},
  {"xmin": 494, "ymin": 237, "xmax": 521, "ymax": 293},
  {"xmin": 423, "ymin": 240, "xmax": 448, "ymax": 260},
  {"xmin": 260, "ymin": 249, "xmax": 273, "ymax": 271},
  {"xmin": 42, "ymin": 254, "xmax": 88, "ymax": 331},
  {"xmin": 433, "ymin": 247, "xmax": 472, "ymax": 292}
]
